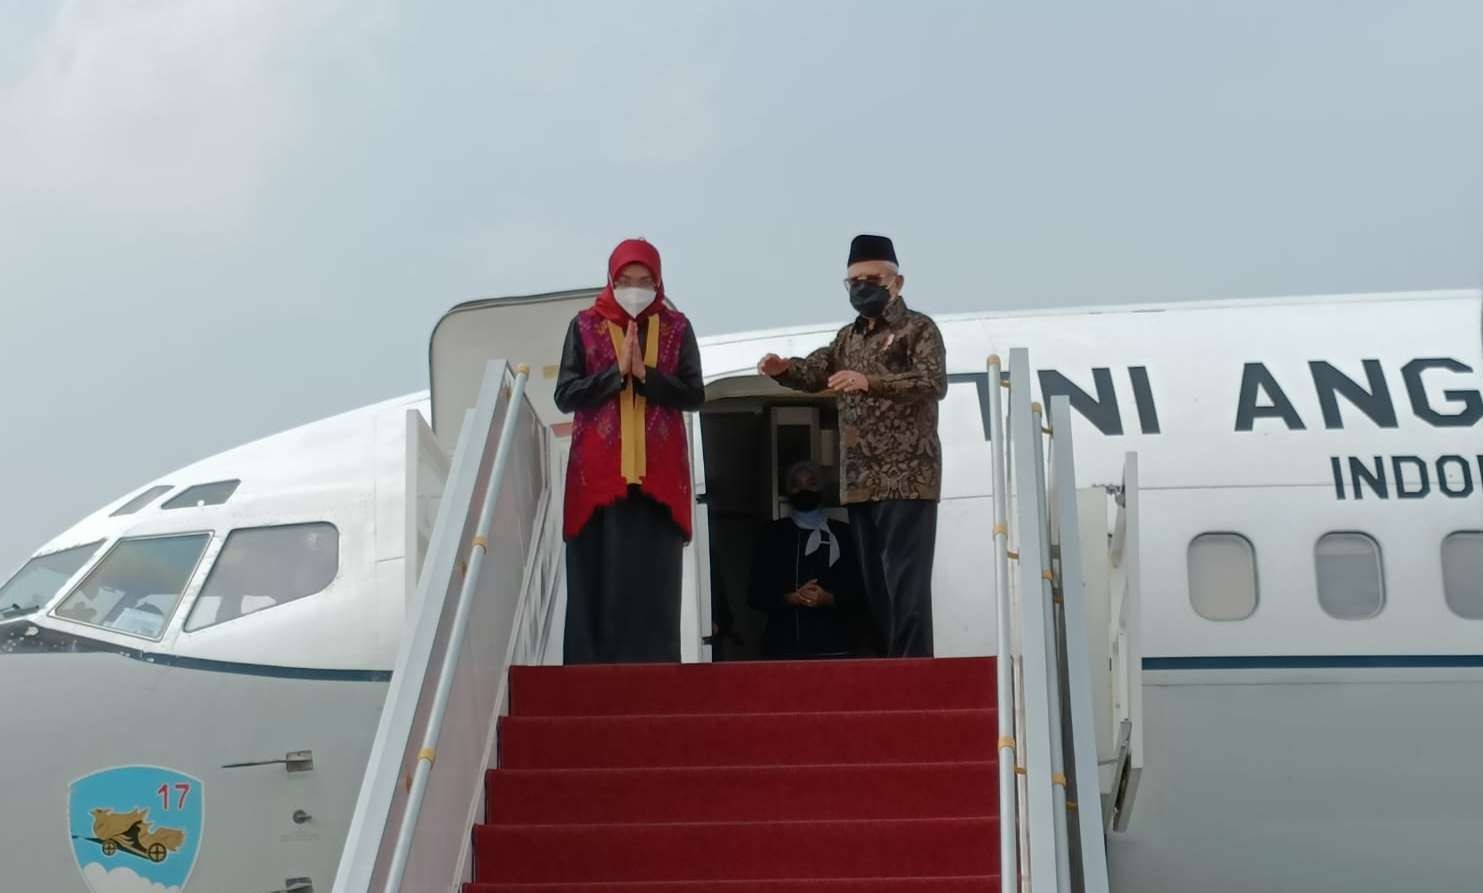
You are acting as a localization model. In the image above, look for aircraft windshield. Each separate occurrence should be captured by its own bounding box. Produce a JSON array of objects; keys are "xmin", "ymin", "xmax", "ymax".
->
[
  {"xmin": 52, "ymin": 534, "xmax": 210, "ymax": 639},
  {"xmin": 0, "ymin": 541, "xmax": 104, "ymax": 620}
]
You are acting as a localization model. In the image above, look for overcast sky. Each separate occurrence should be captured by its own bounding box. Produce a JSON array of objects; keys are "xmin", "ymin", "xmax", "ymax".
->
[{"xmin": 1, "ymin": 0, "xmax": 1480, "ymax": 571}]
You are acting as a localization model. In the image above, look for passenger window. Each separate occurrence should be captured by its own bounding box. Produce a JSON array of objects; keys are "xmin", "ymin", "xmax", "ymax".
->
[
  {"xmin": 110, "ymin": 485, "xmax": 172, "ymax": 517},
  {"xmin": 162, "ymin": 480, "xmax": 240, "ymax": 510},
  {"xmin": 0, "ymin": 541, "xmax": 105, "ymax": 620},
  {"xmin": 1188, "ymin": 533, "xmax": 1258, "ymax": 621},
  {"xmin": 52, "ymin": 534, "xmax": 211, "ymax": 639},
  {"xmin": 1315, "ymin": 532, "xmax": 1384, "ymax": 619},
  {"xmin": 1442, "ymin": 532, "xmax": 1483, "ymax": 619},
  {"xmin": 184, "ymin": 523, "xmax": 339, "ymax": 631}
]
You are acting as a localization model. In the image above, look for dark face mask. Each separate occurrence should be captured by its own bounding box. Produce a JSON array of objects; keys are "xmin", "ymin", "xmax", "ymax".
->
[
  {"xmin": 849, "ymin": 280, "xmax": 892, "ymax": 319},
  {"xmin": 788, "ymin": 490, "xmax": 823, "ymax": 512}
]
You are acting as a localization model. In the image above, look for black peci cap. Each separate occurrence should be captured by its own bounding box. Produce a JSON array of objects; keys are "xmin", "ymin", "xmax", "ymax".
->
[{"xmin": 847, "ymin": 234, "xmax": 897, "ymax": 267}]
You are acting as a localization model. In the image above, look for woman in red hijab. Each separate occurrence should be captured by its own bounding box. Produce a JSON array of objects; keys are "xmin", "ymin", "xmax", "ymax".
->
[{"xmin": 554, "ymin": 239, "xmax": 705, "ymax": 663}]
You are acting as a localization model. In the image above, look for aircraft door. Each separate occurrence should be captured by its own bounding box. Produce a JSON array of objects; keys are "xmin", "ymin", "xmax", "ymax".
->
[
  {"xmin": 697, "ymin": 384, "xmax": 849, "ymax": 662},
  {"xmin": 428, "ymin": 289, "xmax": 597, "ymax": 451}
]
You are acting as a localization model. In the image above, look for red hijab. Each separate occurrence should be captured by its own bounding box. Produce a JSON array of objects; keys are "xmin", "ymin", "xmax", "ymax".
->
[{"xmin": 594, "ymin": 238, "xmax": 667, "ymax": 324}]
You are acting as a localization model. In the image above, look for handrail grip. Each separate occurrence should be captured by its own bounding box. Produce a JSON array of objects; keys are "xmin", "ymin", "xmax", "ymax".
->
[
  {"xmin": 986, "ymin": 355, "xmax": 1019, "ymax": 893},
  {"xmin": 383, "ymin": 365, "xmax": 531, "ymax": 893}
]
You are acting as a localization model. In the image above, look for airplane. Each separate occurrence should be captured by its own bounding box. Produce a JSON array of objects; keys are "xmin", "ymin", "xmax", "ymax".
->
[{"xmin": 1, "ymin": 286, "xmax": 1478, "ymax": 893}]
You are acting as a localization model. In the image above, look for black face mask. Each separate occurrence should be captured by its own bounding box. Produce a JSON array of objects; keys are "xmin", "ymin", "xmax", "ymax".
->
[
  {"xmin": 849, "ymin": 280, "xmax": 892, "ymax": 319},
  {"xmin": 788, "ymin": 490, "xmax": 823, "ymax": 512}
]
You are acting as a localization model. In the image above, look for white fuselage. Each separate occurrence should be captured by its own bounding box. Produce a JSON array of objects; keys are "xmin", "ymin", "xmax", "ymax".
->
[{"xmin": 3, "ymin": 288, "xmax": 1478, "ymax": 893}]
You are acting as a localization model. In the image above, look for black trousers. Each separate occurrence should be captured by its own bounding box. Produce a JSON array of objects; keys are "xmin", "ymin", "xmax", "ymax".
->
[
  {"xmin": 848, "ymin": 500, "xmax": 938, "ymax": 658},
  {"xmin": 564, "ymin": 493, "xmax": 683, "ymax": 664}
]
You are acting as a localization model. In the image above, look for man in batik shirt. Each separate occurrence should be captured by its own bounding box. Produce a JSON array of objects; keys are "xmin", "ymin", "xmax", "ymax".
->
[{"xmin": 759, "ymin": 234, "xmax": 947, "ymax": 657}]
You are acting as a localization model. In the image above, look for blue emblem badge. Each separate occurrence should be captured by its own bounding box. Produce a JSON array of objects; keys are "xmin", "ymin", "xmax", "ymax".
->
[{"xmin": 68, "ymin": 766, "xmax": 204, "ymax": 893}]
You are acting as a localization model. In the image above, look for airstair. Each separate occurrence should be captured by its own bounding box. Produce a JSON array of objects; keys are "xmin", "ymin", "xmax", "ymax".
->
[{"xmin": 332, "ymin": 347, "xmax": 1143, "ymax": 893}]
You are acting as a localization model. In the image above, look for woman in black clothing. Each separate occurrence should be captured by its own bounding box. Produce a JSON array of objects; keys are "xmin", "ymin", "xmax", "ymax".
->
[
  {"xmin": 748, "ymin": 461, "xmax": 865, "ymax": 659},
  {"xmin": 553, "ymin": 238, "xmax": 705, "ymax": 664}
]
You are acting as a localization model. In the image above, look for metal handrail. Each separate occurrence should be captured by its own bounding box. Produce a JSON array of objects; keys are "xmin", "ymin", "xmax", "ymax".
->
[
  {"xmin": 1008, "ymin": 348, "xmax": 1060, "ymax": 890},
  {"xmin": 1005, "ymin": 398, "xmax": 1032, "ymax": 892},
  {"xmin": 1047, "ymin": 396, "xmax": 1112, "ymax": 892},
  {"xmin": 1029, "ymin": 400, "xmax": 1072, "ymax": 891},
  {"xmin": 986, "ymin": 355, "xmax": 1019, "ymax": 893},
  {"xmin": 383, "ymin": 365, "xmax": 531, "ymax": 893}
]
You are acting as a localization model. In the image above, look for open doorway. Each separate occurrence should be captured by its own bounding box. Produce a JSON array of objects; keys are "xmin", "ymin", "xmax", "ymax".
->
[{"xmin": 698, "ymin": 376, "xmax": 875, "ymax": 662}]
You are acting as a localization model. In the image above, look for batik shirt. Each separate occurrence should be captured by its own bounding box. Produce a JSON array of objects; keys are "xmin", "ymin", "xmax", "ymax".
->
[{"xmin": 773, "ymin": 298, "xmax": 947, "ymax": 503}]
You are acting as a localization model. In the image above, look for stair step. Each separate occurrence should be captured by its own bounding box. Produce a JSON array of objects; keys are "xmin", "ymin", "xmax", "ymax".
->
[
  {"xmin": 508, "ymin": 658, "xmax": 995, "ymax": 717},
  {"xmin": 472, "ymin": 818, "xmax": 1000, "ymax": 884},
  {"xmin": 466, "ymin": 878, "xmax": 1000, "ymax": 892},
  {"xmin": 499, "ymin": 710, "xmax": 996, "ymax": 770},
  {"xmin": 485, "ymin": 762, "xmax": 998, "ymax": 824}
]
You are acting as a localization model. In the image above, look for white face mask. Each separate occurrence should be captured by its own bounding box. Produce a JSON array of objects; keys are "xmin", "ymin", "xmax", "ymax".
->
[{"xmin": 613, "ymin": 286, "xmax": 657, "ymax": 318}]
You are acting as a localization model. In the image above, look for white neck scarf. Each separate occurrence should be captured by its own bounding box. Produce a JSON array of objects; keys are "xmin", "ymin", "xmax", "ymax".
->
[{"xmin": 790, "ymin": 508, "xmax": 840, "ymax": 567}]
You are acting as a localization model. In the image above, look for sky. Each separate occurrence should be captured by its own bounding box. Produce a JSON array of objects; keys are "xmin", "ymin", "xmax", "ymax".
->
[{"xmin": 1, "ymin": 0, "xmax": 1480, "ymax": 571}]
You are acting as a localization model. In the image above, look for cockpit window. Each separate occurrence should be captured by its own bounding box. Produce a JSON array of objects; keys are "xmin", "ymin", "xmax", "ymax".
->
[
  {"xmin": 52, "ymin": 533, "xmax": 211, "ymax": 639},
  {"xmin": 109, "ymin": 485, "xmax": 173, "ymax": 517},
  {"xmin": 0, "ymin": 541, "xmax": 105, "ymax": 621},
  {"xmin": 162, "ymin": 480, "xmax": 240, "ymax": 507},
  {"xmin": 185, "ymin": 523, "xmax": 338, "ymax": 631},
  {"xmin": 162, "ymin": 480, "xmax": 240, "ymax": 510}
]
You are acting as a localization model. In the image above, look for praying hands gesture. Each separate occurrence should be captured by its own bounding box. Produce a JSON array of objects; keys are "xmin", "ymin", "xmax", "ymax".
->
[{"xmin": 619, "ymin": 321, "xmax": 646, "ymax": 382}]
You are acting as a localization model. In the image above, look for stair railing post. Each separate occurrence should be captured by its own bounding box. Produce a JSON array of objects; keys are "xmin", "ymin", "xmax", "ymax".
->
[
  {"xmin": 987, "ymin": 356, "xmax": 1019, "ymax": 893},
  {"xmin": 1031, "ymin": 400, "xmax": 1072, "ymax": 891},
  {"xmin": 384, "ymin": 364, "xmax": 531, "ymax": 893}
]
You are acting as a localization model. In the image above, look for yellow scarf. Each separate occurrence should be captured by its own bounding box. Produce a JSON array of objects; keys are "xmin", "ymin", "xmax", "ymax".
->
[{"xmin": 606, "ymin": 318, "xmax": 661, "ymax": 484}]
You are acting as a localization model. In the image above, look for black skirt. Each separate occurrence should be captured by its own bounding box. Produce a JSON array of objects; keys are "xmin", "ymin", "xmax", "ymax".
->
[{"xmin": 563, "ymin": 491, "xmax": 683, "ymax": 664}]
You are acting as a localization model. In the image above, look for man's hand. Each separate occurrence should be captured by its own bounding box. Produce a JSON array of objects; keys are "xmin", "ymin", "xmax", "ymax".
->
[
  {"xmin": 628, "ymin": 321, "xmax": 646, "ymax": 382},
  {"xmin": 827, "ymin": 370, "xmax": 870, "ymax": 393},
  {"xmin": 758, "ymin": 353, "xmax": 792, "ymax": 377},
  {"xmin": 784, "ymin": 589, "xmax": 806, "ymax": 608}
]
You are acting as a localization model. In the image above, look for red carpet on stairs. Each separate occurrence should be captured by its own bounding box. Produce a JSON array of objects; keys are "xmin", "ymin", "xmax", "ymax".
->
[{"xmin": 467, "ymin": 657, "xmax": 1001, "ymax": 892}]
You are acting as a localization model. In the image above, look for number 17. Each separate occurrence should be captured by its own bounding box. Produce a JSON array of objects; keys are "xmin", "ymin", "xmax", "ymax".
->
[{"xmin": 157, "ymin": 783, "xmax": 192, "ymax": 811}]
